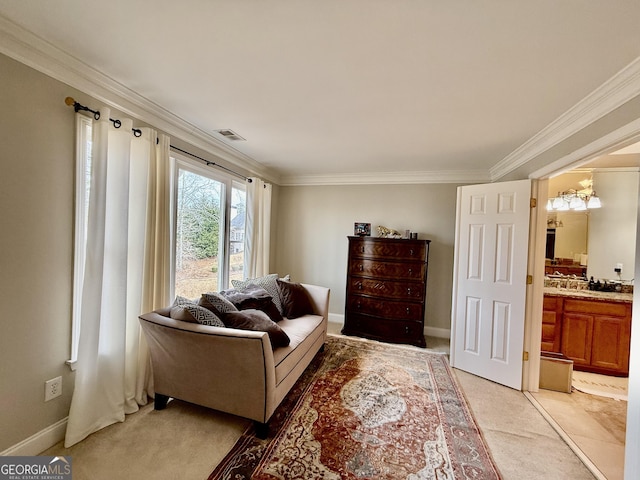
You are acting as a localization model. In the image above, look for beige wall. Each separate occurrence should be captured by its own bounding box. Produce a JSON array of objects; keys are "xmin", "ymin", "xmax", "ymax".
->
[
  {"xmin": 0, "ymin": 54, "xmax": 77, "ymax": 451},
  {"xmin": 272, "ymin": 183, "xmax": 461, "ymax": 334}
]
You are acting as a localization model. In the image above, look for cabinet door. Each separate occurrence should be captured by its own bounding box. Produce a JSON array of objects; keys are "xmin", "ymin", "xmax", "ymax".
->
[
  {"xmin": 541, "ymin": 296, "xmax": 563, "ymax": 353},
  {"xmin": 561, "ymin": 313, "xmax": 593, "ymax": 367},
  {"xmin": 591, "ymin": 316, "xmax": 631, "ymax": 374}
]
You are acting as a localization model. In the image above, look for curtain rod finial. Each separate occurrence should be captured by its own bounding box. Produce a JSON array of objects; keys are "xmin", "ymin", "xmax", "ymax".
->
[{"xmin": 65, "ymin": 96, "xmax": 76, "ymax": 106}]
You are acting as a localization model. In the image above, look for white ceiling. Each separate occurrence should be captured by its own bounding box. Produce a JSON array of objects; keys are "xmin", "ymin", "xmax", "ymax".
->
[{"xmin": 1, "ymin": 1, "xmax": 640, "ymax": 184}]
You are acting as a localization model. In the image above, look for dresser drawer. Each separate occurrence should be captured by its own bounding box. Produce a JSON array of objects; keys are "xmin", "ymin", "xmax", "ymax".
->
[
  {"xmin": 347, "ymin": 276, "xmax": 425, "ymax": 300},
  {"xmin": 342, "ymin": 313, "xmax": 425, "ymax": 347},
  {"xmin": 348, "ymin": 258, "xmax": 425, "ymax": 280},
  {"xmin": 349, "ymin": 238, "xmax": 427, "ymax": 260},
  {"xmin": 346, "ymin": 295, "xmax": 423, "ymax": 321}
]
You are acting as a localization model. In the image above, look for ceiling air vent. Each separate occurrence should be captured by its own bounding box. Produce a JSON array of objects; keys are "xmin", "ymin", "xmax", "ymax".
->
[{"xmin": 215, "ymin": 129, "xmax": 246, "ymax": 141}]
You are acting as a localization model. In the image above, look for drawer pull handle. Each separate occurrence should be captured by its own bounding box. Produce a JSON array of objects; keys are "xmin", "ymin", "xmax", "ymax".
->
[
  {"xmin": 405, "ymin": 326, "xmax": 410, "ymax": 334},
  {"xmin": 408, "ymin": 268, "xmax": 413, "ymax": 275},
  {"xmin": 360, "ymin": 246, "xmax": 364, "ymax": 253},
  {"xmin": 356, "ymin": 302, "xmax": 361, "ymax": 310},
  {"xmin": 406, "ymin": 307, "xmax": 410, "ymax": 314},
  {"xmin": 358, "ymin": 264, "xmax": 363, "ymax": 271},
  {"xmin": 407, "ymin": 287, "xmax": 412, "ymax": 295},
  {"xmin": 410, "ymin": 249, "xmax": 414, "ymax": 255},
  {"xmin": 357, "ymin": 282, "xmax": 362, "ymax": 290}
]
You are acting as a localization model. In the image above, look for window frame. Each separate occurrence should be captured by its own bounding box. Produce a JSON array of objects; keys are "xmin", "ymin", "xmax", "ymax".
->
[{"xmin": 170, "ymin": 151, "xmax": 246, "ymax": 298}]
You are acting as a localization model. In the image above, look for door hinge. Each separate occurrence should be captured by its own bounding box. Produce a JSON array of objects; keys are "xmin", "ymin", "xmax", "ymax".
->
[
  {"xmin": 526, "ymin": 274, "xmax": 533, "ymax": 285},
  {"xmin": 523, "ymin": 351, "xmax": 529, "ymax": 361},
  {"xmin": 530, "ymin": 198, "xmax": 537, "ymax": 208}
]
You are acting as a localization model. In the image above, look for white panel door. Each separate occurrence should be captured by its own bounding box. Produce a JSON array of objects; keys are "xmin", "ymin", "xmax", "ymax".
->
[{"xmin": 450, "ymin": 179, "xmax": 531, "ymax": 390}]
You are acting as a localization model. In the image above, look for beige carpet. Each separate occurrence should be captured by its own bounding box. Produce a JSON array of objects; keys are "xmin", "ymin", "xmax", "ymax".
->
[
  {"xmin": 41, "ymin": 400, "xmax": 250, "ymax": 479},
  {"xmin": 40, "ymin": 333, "xmax": 597, "ymax": 480}
]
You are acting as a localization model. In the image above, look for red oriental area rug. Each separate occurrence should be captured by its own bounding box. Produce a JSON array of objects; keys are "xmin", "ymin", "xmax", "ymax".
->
[{"xmin": 209, "ymin": 335, "xmax": 501, "ymax": 480}]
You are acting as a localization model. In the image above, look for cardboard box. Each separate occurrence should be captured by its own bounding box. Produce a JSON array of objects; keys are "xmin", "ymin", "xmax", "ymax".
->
[{"xmin": 540, "ymin": 352, "xmax": 573, "ymax": 393}]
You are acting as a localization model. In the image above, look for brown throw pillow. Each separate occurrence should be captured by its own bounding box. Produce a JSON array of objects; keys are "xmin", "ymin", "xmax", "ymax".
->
[
  {"xmin": 222, "ymin": 309, "xmax": 290, "ymax": 349},
  {"xmin": 276, "ymin": 279, "xmax": 314, "ymax": 319},
  {"xmin": 220, "ymin": 284, "xmax": 283, "ymax": 322}
]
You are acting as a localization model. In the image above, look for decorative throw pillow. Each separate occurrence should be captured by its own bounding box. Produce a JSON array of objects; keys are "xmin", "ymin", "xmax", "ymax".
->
[
  {"xmin": 231, "ymin": 273, "xmax": 284, "ymax": 315},
  {"xmin": 276, "ymin": 279, "xmax": 315, "ymax": 319},
  {"xmin": 199, "ymin": 292, "xmax": 239, "ymax": 317},
  {"xmin": 220, "ymin": 284, "xmax": 283, "ymax": 322},
  {"xmin": 159, "ymin": 295, "xmax": 197, "ymax": 319},
  {"xmin": 170, "ymin": 304, "xmax": 224, "ymax": 327},
  {"xmin": 222, "ymin": 309, "xmax": 290, "ymax": 349},
  {"xmin": 173, "ymin": 295, "xmax": 197, "ymax": 306}
]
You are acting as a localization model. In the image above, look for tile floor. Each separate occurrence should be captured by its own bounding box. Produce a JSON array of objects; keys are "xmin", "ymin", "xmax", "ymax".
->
[{"xmin": 532, "ymin": 378, "xmax": 627, "ymax": 480}]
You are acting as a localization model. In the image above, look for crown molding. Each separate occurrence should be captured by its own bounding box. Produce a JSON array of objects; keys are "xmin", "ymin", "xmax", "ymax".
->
[
  {"xmin": 0, "ymin": 14, "xmax": 276, "ymax": 183},
  {"xmin": 529, "ymin": 117, "xmax": 640, "ymax": 179},
  {"xmin": 279, "ymin": 169, "xmax": 490, "ymax": 186},
  {"xmin": 491, "ymin": 55, "xmax": 640, "ymax": 181}
]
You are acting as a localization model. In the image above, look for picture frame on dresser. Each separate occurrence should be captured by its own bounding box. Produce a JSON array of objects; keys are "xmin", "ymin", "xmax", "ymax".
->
[
  {"xmin": 342, "ymin": 235, "xmax": 430, "ymax": 348},
  {"xmin": 354, "ymin": 222, "xmax": 371, "ymax": 236}
]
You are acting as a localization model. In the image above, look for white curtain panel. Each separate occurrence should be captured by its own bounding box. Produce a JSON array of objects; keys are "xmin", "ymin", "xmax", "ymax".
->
[
  {"xmin": 65, "ymin": 109, "xmax": 171, "ymax": 447},
  {"xmin": 245, "ymin": 178, "xmax": 272, "ymax": 278}
]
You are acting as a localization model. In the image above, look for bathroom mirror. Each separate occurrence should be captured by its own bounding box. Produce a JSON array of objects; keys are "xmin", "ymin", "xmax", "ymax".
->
[{"xmin": 546, "ymin": 211, "xmax": 588, "ymax": 262}]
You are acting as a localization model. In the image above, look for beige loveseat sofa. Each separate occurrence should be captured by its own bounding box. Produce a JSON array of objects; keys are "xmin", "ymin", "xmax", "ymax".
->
[{"xmin": 139, "ymin": 283, "xmax": 329, "ymax": 436}]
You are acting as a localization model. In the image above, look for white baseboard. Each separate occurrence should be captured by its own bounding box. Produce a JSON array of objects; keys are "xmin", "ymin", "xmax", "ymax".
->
[
  {"xmin": 1, "ymin": 417, "xmax": 67, "ymax": 456},
  {"xmin": 425, "ymin": 327, "xmax": 451, "ymax": 339},
  {"xmin": 328, "ymin": 314, "xmax": 451, "ymax": 339}
]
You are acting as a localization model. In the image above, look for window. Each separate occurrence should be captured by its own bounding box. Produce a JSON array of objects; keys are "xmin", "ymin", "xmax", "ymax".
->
[
  {"xmin": 172, "ymin": 157, "xmax": 246, "ymax": 299},
  {"xmin": 71, "ymin": 127, "xmax": 247, "ymax": 364}
]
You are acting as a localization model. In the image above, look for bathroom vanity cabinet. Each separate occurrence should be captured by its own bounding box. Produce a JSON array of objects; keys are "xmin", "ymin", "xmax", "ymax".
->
[{"xmin": 542, "ymin": 289, "xmax": 632, "ymax": 376}]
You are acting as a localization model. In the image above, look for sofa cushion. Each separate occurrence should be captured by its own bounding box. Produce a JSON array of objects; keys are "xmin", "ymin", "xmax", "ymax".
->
[
  {"xmin": 199, "ymin": 292, "xmax": 239, "ymax": 316},
  {"xmin": 220, "ymin": 284, "xmax": 283, "ymax": 322},
  {"xmin": 277, "ymin": 279, "xmax": 315, "ymax": 319},
  {"xmin": 222, "ymin": 309, "xmax": 290, "ymax": 348},
  {"xmin": 170, "ymin": 304, "xmax": 225, "ymax": 327},
  {"xmin": 232, "ymin": 274, "xmax": 284, "ymax": 315},
  {"xmin": 273, "ymin": 315, "xmax": 325, "ymax": 385}
]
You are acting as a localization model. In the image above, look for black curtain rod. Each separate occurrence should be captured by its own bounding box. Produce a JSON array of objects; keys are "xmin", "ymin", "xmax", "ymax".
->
[
  {"xmin": 65, "ymin": 97, "xmax": 142, "ymax": 137},
  {"xmin": 66, "ymin": 96, "xmax": 252, "ymax": 182},
  {"xmin": 170, "ymin": 145, "xmax": 251, "ymax": 182}
]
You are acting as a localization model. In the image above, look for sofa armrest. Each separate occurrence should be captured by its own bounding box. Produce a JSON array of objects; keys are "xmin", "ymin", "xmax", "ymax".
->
[
  {"xmin": 139, "ymin": 312, "xmax": 276, "ymax": 423},
  {"xmin": 301, "ymin": 283, "xmax": 330, "ymax": 320}
]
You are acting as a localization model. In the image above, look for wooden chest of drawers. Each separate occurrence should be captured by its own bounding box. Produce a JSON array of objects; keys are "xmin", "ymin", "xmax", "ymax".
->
[{"xmin": 342, "ymin": 236, "xmax": 430, "ymax": 347}]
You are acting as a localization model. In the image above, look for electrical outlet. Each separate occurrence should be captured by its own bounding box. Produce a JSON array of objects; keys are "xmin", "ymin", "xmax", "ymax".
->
[
  {"xmin": 615, "ymin": 263, "xmax": 623, "ymax": 274},
  {"xmin": 45, "ymin": 376, "xmax": 62, "ymax": 402}
]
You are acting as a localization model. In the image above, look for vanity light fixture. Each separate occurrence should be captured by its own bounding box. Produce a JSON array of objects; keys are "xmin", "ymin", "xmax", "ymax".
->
[{"xmin": 546, "ymin": 189, "xmax": 601, "ymax": 211}]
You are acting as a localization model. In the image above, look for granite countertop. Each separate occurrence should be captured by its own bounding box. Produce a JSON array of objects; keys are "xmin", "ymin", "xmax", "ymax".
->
[{"xmin": 544, "ymin": 287, "xmax": 633, "ymax": 303}]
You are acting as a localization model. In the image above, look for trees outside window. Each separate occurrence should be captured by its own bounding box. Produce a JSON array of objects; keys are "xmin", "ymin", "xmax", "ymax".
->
[{"xmin": 174, "ymin": 163, "xmax": 246, "ymax": 298}]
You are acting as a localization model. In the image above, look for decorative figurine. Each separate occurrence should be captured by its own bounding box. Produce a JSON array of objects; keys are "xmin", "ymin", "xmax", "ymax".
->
[{"xmin": 377, "ymin": 226, "xmax": 402, "ymax": 238}]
